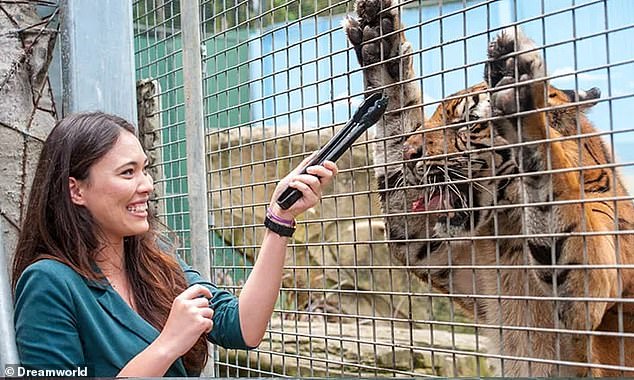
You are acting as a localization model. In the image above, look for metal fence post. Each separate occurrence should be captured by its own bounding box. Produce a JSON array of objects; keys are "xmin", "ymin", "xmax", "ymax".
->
[
  {"xmin": 179, "ymin": 1, "xmax": 214, "ymax": 375},
  {"xmin": 60, "ymin": 0, "xmax": 137, "ymax": 124},
  {"xmin": 0, "ymin": 220, "xmax": 19, "ymax": 367}
]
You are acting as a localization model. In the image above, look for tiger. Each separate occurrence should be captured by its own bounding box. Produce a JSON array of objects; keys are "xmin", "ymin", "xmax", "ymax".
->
[{"xmin": 343, "ymin": 0, "xmax": 634, "ymax": 376}]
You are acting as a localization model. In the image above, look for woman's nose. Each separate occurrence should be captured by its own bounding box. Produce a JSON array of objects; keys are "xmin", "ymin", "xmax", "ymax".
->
[{"xmin": 138, "ymin": 171, "xmax": 154, "ymax": 193}]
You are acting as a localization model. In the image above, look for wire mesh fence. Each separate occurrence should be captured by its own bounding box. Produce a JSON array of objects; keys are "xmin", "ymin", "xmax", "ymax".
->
[{"xmin": 133, "ymin": 0, "xmax": 634, "ymax": 376}]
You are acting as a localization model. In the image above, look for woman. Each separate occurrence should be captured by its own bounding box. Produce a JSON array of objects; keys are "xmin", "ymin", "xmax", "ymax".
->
[{"xmin": 12, "ymin": 112, "xmax": 337, "ymax": 376}]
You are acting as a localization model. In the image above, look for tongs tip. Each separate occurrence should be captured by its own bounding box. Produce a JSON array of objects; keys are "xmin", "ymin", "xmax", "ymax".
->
[{"xmin": 360, "ymin": 93, "xmax": 389, "ymax": 126}]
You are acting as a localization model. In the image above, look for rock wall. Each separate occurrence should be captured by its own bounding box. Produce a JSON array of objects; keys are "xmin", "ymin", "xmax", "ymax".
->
[
  {"xmin": 218, "ymin": 319, "xmax": 498, "ymax": 377},
  {"xmin": 136, "ymin": 79, "xmax": 163, "ymax": 218},
  {"xmin": 0, "ymin": 3, "xmax": 57, "ymax": 260}
]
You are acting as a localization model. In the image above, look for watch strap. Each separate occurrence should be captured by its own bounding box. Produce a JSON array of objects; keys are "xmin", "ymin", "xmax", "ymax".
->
[{"xmin": 264, "ymin": 215, "xmax": 295, "ymax": 237}]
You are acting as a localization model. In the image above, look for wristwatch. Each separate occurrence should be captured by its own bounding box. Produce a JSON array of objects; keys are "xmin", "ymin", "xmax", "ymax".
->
[{"xmin": 264, "ymin": 215, "xmax": 296, "ymax": 237}]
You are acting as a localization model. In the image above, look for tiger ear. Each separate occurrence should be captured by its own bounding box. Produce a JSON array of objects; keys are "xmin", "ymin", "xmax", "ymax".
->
[
  {"xmin": 556, "ymin": 86, "xmax": 601, "ymax": 106},
  {"xmin": 548, "ymin": 85, "xmax": 601, "ymax": 110},
  {"xmin": 577, "ymin": 87, "xmax": 601, "ymax": 105},
  {"xmin": 570, "ymin": 87, "xmax": 601, "ymax": 110},
  {"xmin": 69, "ymin": 177, "xmax": 85, "ymax": 205}
]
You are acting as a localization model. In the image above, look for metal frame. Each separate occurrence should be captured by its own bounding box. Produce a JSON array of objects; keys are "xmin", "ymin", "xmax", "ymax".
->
[
  {"xmin": 0, "ymin": 219, "xmax": 19, "ymax": 368},
  {"xmin": 60, "ymin": 0, "xmax": 137, "ymax": 122}
]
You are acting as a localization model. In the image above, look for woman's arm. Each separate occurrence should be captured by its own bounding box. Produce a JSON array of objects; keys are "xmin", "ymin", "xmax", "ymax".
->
[
  {"xmin": 237, "ymin": 160, "xmax": 337, "ymax": 347},
  {"xmin": 116, "ymin": 339, "xmax": 178, "ymax": 377},
  {"xmin": 236, "ymin": 229, "xmax": 289, "ymax": 347}
]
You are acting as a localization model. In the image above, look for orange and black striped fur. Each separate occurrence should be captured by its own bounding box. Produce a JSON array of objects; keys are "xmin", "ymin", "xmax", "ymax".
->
[{"xmin": 344, "ymin": 0, "xmax": 634, "ymax": 376}]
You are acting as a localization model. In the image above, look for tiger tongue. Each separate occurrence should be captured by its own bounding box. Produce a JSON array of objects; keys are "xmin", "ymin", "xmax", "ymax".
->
[
  {"xmin": 412, "ymin": 193, "xmax": 443, "ymax": 212},
  {"xmin": 412, "ymin": 198, "xmax": 426, "ymax": 212}
]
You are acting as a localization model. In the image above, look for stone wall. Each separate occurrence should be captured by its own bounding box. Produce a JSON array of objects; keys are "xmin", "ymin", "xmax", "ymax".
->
[
  {"xmin": 136, "ymin": 79, "xmax": 163, "ymax": 218},
  {"xmin": 0, "ymin": 3, "xmax": 57, "ymax": 259},
  {"xmin": 218, "ymin": 319, "xmax": 498, "ymax": 377}
]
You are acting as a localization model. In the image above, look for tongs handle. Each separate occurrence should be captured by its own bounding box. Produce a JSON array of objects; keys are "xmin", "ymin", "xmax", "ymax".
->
[{"xmin": 276, "ymin": 93, "xmax": 389, "ymax": 210}]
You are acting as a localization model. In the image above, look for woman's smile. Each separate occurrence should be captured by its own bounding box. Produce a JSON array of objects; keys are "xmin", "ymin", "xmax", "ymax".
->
[{"xmin": 126, "ymin": 200, "xmax": 149, "ymax": 216}]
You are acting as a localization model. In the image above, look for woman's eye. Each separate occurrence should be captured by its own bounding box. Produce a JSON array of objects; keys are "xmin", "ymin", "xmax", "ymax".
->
[{"xmin": 122, "ymin": 168, "xmax": 134, "ymax": 176}]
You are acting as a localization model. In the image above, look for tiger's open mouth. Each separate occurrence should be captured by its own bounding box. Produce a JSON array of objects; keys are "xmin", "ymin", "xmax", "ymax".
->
[
  {"xmin": 411, "ymin": 186, "xmax": 470, "ymax": 227},
  {"xmin": 411, "ymin": 191, "xmax": 447, "ymax": 212}
]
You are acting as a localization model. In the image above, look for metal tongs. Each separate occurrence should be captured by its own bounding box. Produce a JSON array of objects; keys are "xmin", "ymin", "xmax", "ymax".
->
[{"xmin": 276, "ymin": 92, "xmax": 389, "ymax": 210}]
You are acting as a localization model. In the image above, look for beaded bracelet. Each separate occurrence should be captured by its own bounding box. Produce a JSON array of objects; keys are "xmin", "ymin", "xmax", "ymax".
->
[{"xmin": 266, "ymin": 207, "xmax": 295, "ymax": 227}]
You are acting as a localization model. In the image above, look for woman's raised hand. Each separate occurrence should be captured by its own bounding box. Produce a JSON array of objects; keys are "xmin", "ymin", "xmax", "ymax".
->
[{"xmin": 269, "ymin": 155, "xmax": 338, "ymax": 220}]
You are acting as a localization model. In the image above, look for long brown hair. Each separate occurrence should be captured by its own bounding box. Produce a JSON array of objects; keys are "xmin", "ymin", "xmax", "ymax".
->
[{"xmin": 12, "ymin": 111, "xmax": 208, "ymax": 374}]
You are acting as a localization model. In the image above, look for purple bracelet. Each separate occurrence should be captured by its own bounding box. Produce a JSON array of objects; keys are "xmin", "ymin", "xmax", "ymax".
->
[{"xmin": 266, "ymin": 208, "xmax": 295, "ymax": 226}]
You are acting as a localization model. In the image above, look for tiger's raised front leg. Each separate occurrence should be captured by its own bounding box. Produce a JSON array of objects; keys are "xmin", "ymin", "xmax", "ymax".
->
[
  {"xmin": 343, "ymin": 0, "xmax": 421, "ymax": 183},
  {"xmin": 487, "ymin": 28, "xmax": 618, "ymax": 375},
  {"xmin": 343, "ymin": 0, "xmax": 471, "ymax": 308}
]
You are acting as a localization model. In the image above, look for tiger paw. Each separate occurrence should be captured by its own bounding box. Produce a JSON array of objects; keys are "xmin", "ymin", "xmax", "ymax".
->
[
  {"xmin": 343, "ymin": 0, "xmax": 410, "ymax": 81},
  {"xmin": 486, "ymin": 27, "xmax": 545, "ymax": 116}
]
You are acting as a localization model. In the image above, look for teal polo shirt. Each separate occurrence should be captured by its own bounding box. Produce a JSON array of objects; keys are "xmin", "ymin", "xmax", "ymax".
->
[{"xmin": 14, "ymin": 258, "xmax": 250, "ymax": 376}]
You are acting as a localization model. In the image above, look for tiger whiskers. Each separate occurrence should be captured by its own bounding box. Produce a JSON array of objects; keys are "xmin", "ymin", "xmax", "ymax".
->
[{"xmin": 446, "ymin": 167, "xmax": 493, "ymax": 196}]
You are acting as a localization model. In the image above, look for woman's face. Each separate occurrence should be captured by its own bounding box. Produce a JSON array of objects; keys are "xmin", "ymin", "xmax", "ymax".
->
[{"xmin": 70, "ymin": 130, "xmax": 154, "ymax": 244}]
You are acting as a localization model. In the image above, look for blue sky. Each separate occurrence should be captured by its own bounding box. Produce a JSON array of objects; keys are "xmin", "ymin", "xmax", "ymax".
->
[{"xmin": 248, "ymin": 0, "xmax": 634, "ymax": 189}]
